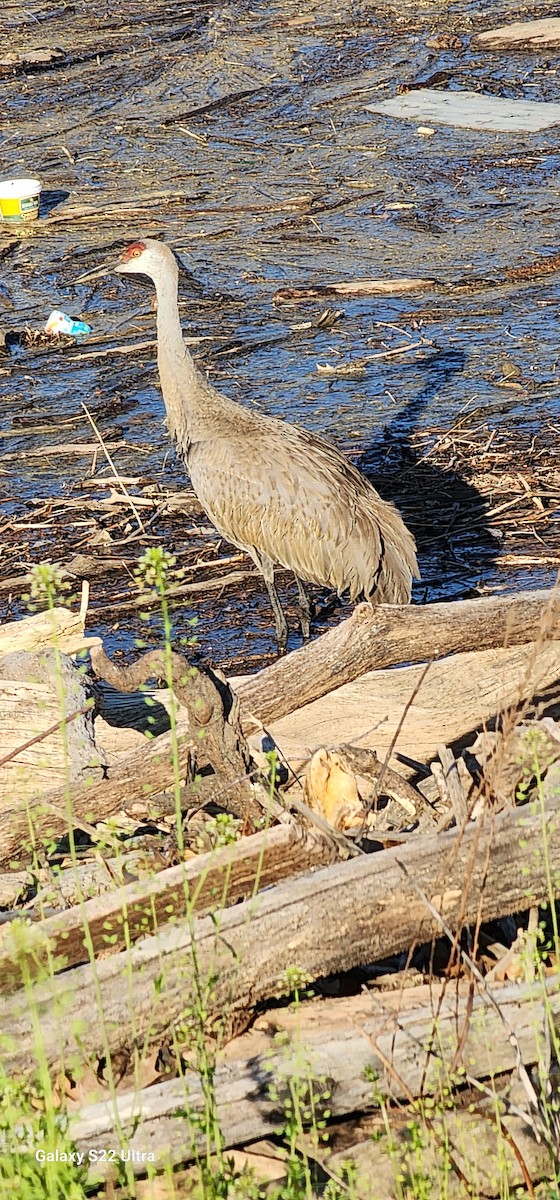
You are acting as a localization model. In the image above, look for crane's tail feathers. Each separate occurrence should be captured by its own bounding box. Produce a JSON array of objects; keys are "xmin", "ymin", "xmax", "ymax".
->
[{"xmin": 361, "ymin": 498, "xmax": 418, "ymax": 606}]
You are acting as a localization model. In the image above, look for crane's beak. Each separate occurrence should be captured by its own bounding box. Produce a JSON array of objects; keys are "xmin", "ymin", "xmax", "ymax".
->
[{"xmin": 74, "ymin": 263, "xmax": 112, "ymax": 284}]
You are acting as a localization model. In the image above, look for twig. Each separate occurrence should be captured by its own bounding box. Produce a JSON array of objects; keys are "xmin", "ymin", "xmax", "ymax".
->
[
  {"xmin": 357, "ymin": 659, "xmax": 435, "ymax": 838},
  {"xmin": 81, "ymin": 403, "xmax": 146, "ymax": 533}
]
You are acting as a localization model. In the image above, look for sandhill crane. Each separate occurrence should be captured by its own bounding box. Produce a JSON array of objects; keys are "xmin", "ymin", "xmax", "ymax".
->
[{"xmin": 114, "ymin": 239, "xmax": 419, "ymax": 649}]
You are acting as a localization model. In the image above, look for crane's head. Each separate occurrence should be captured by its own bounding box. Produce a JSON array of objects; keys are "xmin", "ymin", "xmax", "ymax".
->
[{"xmin": 115, "ymin": 238, "xmax": 177, "ymax": 282}]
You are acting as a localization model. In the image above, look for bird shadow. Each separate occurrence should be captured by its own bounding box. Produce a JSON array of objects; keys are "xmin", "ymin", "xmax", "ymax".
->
[
  {"xmin": 39, "ymin": 189, "xmax": 70, "ymax": 217},
  {"xmin": 358, "ymin": 346, "xmax": 498, "ymax": 605}
]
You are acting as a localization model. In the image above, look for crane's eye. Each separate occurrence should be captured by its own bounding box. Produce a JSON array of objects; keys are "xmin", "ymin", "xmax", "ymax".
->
[{"xmin": 132, "ymin": 249, "xmax": 141, "ymax": 258}]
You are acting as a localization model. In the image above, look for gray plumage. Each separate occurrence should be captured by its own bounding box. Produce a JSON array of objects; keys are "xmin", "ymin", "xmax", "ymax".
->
[{"xmin": 115, "ymin": 238, "xmax": 419, "ymax": 648}]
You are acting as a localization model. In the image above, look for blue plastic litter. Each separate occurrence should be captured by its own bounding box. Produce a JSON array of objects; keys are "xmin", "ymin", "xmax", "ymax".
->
[{"xmin": 45, "ymin": 309, "xmax": 92, "ymax": 338}]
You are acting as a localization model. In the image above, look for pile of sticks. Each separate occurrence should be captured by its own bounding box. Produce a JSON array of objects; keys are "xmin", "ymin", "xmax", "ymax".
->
[{"xmin": 0, "ymin": 587, "xmax": 559, "ymax": 1193}]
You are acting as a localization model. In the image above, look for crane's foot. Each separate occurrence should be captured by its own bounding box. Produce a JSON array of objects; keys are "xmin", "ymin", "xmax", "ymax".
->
[
  {"xmin": 295, "ymin": 577, "xmax": 313, "ymax": 640},
  {"xmin": 276, "ymin": 625, "xmax": 289, "ymax": 655},
  {"xmin": 263, "ymin": 573, "xmax": 289, "ymax": 654}
]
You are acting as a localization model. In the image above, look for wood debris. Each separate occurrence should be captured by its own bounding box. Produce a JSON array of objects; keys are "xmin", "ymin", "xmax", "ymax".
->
[{"xmin": 0, "ymin": 586, "xmax": 559, "ymax": 1198}]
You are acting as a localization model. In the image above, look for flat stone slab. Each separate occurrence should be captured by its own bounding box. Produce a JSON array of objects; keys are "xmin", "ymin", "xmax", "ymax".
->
[
  {"xmin": 473, "ymin": 19, "xmax": 560, "ymax": 51},
  {"xmin": 365, "ymin": 89, "xmax": 560, "ymax": 133}
]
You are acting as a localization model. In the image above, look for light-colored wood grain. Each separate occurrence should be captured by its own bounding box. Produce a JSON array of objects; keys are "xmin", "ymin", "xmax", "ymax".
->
[
  {"xmin": 0, "ymin": 825, "xmax": 334, "ymax": 992},
  {"xmin": 0, "ymin": 651, "xmax": 102, "ymax": 804},
  {"xmin": 474, "ymin": 18, "xmax": 560, "ymax": 51},
  {"xmin": 258, "ymin": 640, "xmax": 560, "ymax": 772},
  {"xmin": 235, "ymin": 590, "xmax": 560, "ymax": 730},
  {"xmin": 2, "ymin": 794, "xmax": 560, "ymax": 1078},
  {"xmin": 0, "ymin": 607, "xmax": 100, "ymax": 657},
  {"xmin": 68, "ymin": 977, "xmax": 559, "ymax": 1181}
]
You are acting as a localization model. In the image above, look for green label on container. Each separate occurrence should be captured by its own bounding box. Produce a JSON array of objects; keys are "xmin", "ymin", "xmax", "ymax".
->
[{"xmin": 20, "ymin": 195, "xmax": 39, "ymax": 212}]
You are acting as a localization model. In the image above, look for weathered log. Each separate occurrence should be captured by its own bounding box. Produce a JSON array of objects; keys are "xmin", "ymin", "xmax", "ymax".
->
[
  {"xmin": 2, "ymin": 795, "xmax": 560, "ymax": 1078},
  {"xmin": 0, "ymin": 825, "xmax": 334, "ymax": 992},
  {"xmin": 474, "ymin": 19, "xmax": 560, "ymax": 51},
  {"xmin": 234, "ymin": 590, "xmax": 560, "ymax": 730},
  {"xmin": 28, "ymin": 849, "xmax": 167, "ymax": 909},
  {"xmin": 273, "ymin": 277, "xmax": 436, "ymax": 302},
  {"xmin": 68, "ymin": 979, "xmax": 559, "ymax": 1181},
  {"xmin": 327, "ymin": 1106, "xmax": 552, "ymax": 1200},
  {"xmin": 0, "ymin": 726, "xmax": 194, "ymax": 868},
  {"xmin": 0, "ymin": 651, "xmax": 103, "ymax": 803},
  {"xmin": 0, "ymin": 606, "xmax": 100, "ymax": 656},
  {"xmin": 257, "ymin": 640, "xmax": 560, "ymax": 772}
]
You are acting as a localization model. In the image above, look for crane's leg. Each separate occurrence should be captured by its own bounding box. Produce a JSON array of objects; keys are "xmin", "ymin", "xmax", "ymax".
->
[
  {"xmin": 258, "ymin": 554, "xmax": 288, "ymax": 653},
  {"xmin": 294, "ymin": 576, "xmax": 313, "ymax": 640}
]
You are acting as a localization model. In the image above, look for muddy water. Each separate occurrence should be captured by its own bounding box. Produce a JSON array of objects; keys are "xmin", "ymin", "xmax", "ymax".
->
[{"xmin": 1, "ymin": 0, "xmax": 559, "ymax": 670}]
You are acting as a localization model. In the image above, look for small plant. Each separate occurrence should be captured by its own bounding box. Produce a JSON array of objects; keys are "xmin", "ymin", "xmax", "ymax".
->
[
  {"xmin": 0, "ymin": 1074, "xmax": 87, "ymax": 1200},
  {"xmin": 24, "ymin": 562, "xmax": 73, "ymax": 611},
  {"xmin": 134, "ymin": 545, "xmax": 180, "ymax": 595},
  {"xmin": 276, "ymin": 966, "xmax": 313, "ymax": 1003},
  {"xmin": 198, "ymin": 812, "xmax": 242, "ymax": 849}
]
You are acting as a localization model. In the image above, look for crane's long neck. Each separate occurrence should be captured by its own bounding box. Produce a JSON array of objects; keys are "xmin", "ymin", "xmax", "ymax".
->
[{"xmin": 153, "ymin": 262, "xmax": 206, "ymax": 453}]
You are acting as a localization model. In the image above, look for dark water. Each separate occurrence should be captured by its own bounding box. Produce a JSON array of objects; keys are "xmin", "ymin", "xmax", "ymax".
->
[{"xmin": 1, "ymin": 0, "xmax": 559, "ymax": 670}]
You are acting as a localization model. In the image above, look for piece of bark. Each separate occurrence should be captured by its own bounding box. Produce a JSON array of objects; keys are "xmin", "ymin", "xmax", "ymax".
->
[
  {"xmin": 338, "ymin": 744, "xmax": 434, "ymax": 822},
  {"xmin": 437, "ymin": 744, "xmax": 468, "ymax": 825},
  {"xmin": 474, "ymin": 19, "xmax": 560, "ymax": 51},
  {"xmin": 303, "ymin": 748, "xmax": 363, "ymax": 830},
  {"xmin": 234, "ymin": 590, "xmax": 560, "ymax": 731},
  {"xmin": 2, "ymin": 794, "xmax": 560, "ymax": 1078},
  {"xmin": 68, "ymin": 978, "xmax": 559, "ymax": 1181},
  {"xmin": 0, "ymin": 825, "xmax": 334, "ymax": 992}
]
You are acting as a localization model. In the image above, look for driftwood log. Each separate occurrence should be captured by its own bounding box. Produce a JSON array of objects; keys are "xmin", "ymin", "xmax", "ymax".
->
[
  {"xmin": 0, "ymin": 825, "xmax": 334, "ymax": 992},
  {"xmin": 2, "ymin": 794, "xmax": 559, "ymax": 1078},
  {"xmin": 256, "ymin": 640, "xmax": 560, "ymax": 771},
  {"xmin": 2, "ymin": 590, "xmax": 559, "ymax": 863},
  {"xmin": 0, "ymin": 647, "xmax": 269, "ymax": 867},
  {"xmin": 0, "ymin": 606, "xmax": 99, "ymax": 657},
  {"xmin": 69, "ymin": 979, "xmax": 559, "ymax": 1181},
  {"xmin": 0, "ymin": 651, "xmax": 103, "ymax": 803},
  {"xmin": 235, "ymin": 589, "xmax": 560, "ymax": 729},
  {"xmin": 473, "ymin": 18, "xmax": 560, "ymax": 51}
]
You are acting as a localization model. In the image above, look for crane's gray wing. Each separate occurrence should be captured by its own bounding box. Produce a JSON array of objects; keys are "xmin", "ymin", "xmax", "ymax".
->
[{"xmin": 187, "ymin": 420, "xmax": 417, "ymax": 603}]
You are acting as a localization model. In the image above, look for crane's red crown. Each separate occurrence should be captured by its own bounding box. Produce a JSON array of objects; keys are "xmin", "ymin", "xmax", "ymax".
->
[{"xmin": 120, "ymin": 241, "xmax": 147, "ymax": 263}]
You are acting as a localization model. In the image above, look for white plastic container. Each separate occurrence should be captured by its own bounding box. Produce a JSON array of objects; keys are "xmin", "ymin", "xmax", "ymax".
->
[{"xmin": 0, "ymin": 178, "xmax": 41, "ymax": 222}]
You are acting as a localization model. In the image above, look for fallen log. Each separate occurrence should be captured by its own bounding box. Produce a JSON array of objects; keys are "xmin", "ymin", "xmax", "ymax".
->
[
  {"xmin": 0, "ymin": 825, "xmax": 334, "ymax": 992},
  {"xmin": 261, "ymin": 640, "xmax": 560, "ymax": 771},
  {"xmin": 68, "ymin": 979, "xmax": 559, "ymax": 1180},
  {"xmin": 2, "ymin": 795, "xmax": 560, "ymax": 1078},
  {"xmin": 0, "ymin": 651, "xmax": 103, "ymax": 803},
  {"xmin": 273, "ymin": 277, "xmax": 436, "ymax": 302},
  {"xmin": 4, "ymin": 591, "xmax": 560, "ymax": 864},
  {"xmin": 234, "ymin": 589, "xmax": 560, "ymax": 729},
  {"xmin": 327, "ymin": 1106, "xmax": 552, "ymax": 1200},
  {"xmin": 0, "ymin": 724, "xmax": 194, "ymax": 868},
  {"xmin": 473, "ymin": 18, "xmax": 560, "ymax": 51},
  {"xmin": 0, "ymin": 606, "xmax": 100, "ymax": 657}
]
